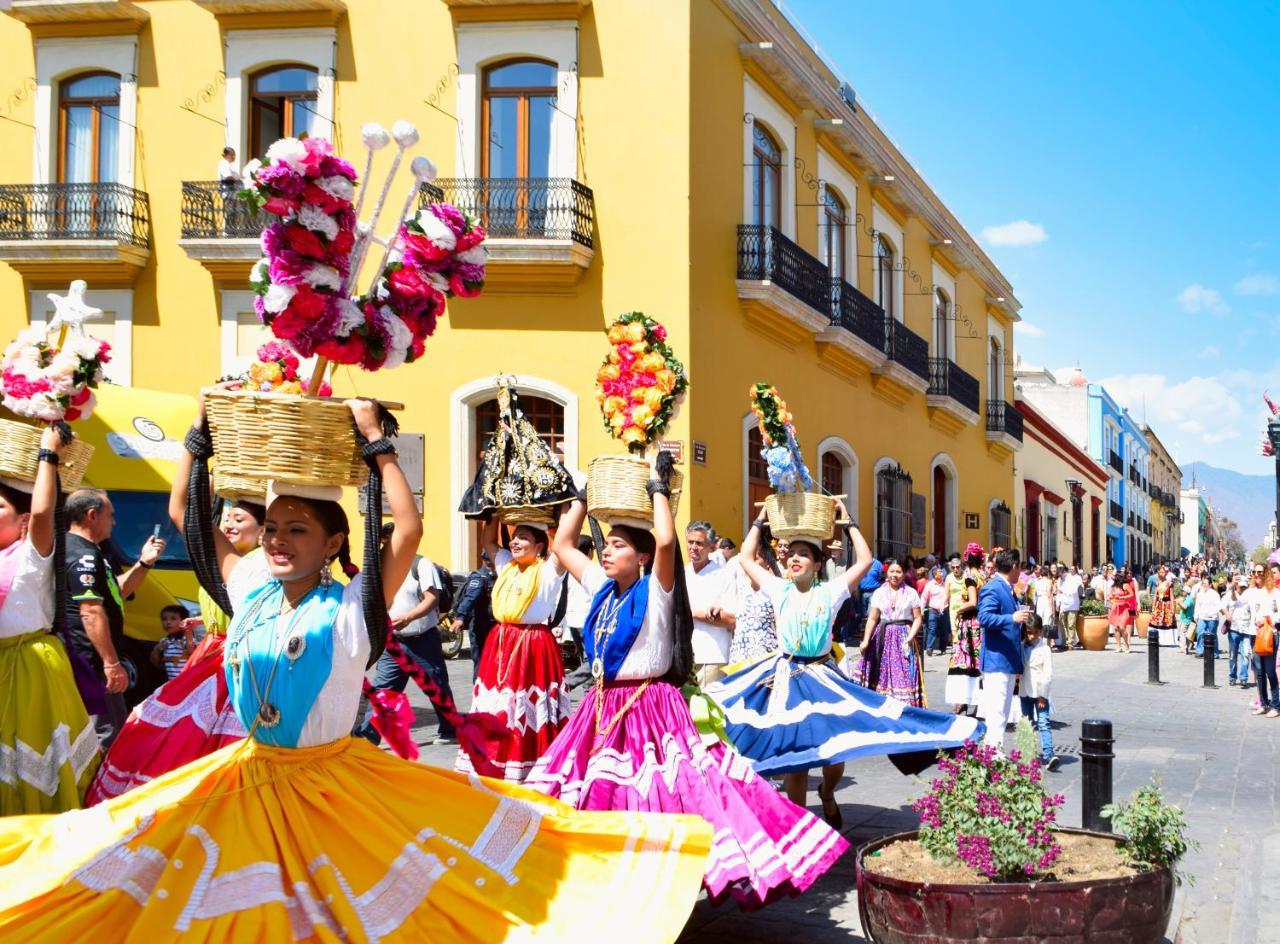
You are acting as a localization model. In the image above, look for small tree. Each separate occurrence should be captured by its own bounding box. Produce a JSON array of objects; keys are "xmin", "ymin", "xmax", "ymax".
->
[{"xmin": 1249, "ymin": 543, "xmax": 1272, "ymax": 566}]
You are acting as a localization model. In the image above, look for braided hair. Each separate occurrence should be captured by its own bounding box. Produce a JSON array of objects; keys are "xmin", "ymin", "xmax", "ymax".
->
[
  {"xmin": 354, "ymin": 404, "xmax": 400, "ymax": 668},
  {"xmin": 653, "ymin": 450, "xmax": 695, "ymax": 686},
  {"xmin": 183, "ymin": 422, "xmax": 233, "ymax": 615}
]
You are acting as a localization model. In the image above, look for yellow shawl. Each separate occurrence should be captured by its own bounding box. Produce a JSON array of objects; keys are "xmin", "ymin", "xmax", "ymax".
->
[{"xmin": 491, "ymin": 559, "xmax": 543, "ymax": 623}]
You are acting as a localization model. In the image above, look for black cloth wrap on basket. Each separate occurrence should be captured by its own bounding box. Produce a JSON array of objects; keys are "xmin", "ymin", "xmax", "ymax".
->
[
  {"xmin": 356, "ymin": 406, "xmax": 400, "ymax": 668},
  {"xmin": 655, "ymin": 451, "xmax": 695, "ymax": 687},
  {"xmin": 49, "ymin": 422, "xmax": 72, "ymax": 637},
  {"xmin": 183, "ymin": 422, "xmax": 233, "ymax": 616}
]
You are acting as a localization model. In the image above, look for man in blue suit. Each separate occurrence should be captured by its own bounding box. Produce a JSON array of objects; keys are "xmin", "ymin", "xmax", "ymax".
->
[{"xmin": 977, "ymin": 548, "xmax": 1029, "ymax": 752}]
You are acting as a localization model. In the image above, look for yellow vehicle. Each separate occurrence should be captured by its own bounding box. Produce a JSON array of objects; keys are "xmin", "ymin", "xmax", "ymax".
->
[{"xmin": 75, "ymin": 383, "xmax": 200, "ymax": 644}]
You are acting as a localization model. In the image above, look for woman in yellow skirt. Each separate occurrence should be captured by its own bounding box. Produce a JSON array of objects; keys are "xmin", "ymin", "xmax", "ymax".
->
[
  {"xmin": 0, "ymin": 399, "xmax": 710, "ymax": 942},
  {"xmin": 0, "ymin": 424, "xmax": 100, "ymax": 815}
]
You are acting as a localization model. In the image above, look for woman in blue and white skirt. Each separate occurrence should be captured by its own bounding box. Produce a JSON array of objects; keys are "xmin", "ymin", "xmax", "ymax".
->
[{"xmin": 705, "ymin": 506, "xmax": 982, "ymax": 828}]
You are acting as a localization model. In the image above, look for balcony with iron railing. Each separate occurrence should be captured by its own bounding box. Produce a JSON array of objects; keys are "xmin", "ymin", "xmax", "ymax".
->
[
  {"xmin": 926, "ymin": 356, "xmax": 981, "ymax": 421},
  {"xmin": 1109, "ymin": 450, "xmax": 1123, "ymax": 474},
  {"xmin": 0, "ymin": 181, "xmax": 151, "ymax": 280},
  {"xmin": 736, "ymin": 224, "xmax": 836, "ymax": 341},
  {"xmin": 884, "ymin": 319, "xmax": 930, "ymax": 382},
  {"xmin": 816, "ymin": 277, "xmax": 889, "ymax": 371},
  {"xmin": 985, "ymin": 399, "xmax": 1024, "ymax": 451},
  {"xmin": 1110, "ymin": 500, "xmax": 1124, "ymax": 522}
]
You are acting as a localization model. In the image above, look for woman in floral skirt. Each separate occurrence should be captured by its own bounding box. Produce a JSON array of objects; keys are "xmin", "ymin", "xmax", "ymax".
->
[{"xmin": 855, "ymin": 559, "xmax": 925, "ymax": 706}]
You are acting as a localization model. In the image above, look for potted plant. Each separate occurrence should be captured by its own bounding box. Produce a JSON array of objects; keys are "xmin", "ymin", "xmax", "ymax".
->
[
  {"xmin": 857, "ymin": 745, "xmax": 1184, "ymax": 943},
  {"xmin": 1137, "ymin": 591, "xmax": 1153, "ymax": 636},
  {"xmin": 1078, "ymin": 597, "xmax": 1110, "ymax": 650}
]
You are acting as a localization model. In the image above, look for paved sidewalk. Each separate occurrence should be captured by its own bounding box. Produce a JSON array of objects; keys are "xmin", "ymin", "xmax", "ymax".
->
[{"xmin": 400, "ymin": 636, "xmax": 1276, "ymax": 943}]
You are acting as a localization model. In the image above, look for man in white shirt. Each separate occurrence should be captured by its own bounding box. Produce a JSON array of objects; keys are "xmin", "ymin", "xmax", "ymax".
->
[
  {"xmin": 1192, "ymin": 578, "xmax": 1222, "ymax": 658},
  {"xmin": 357, "ymin": 525, "xmax": 456, "ymax": 745},
  {"xmin": 217, "ymin": 146, "xmax": 239, "ymax": 183},
  {"xmin": 685, "ymin": 520, "xmax": 736, "ymax": 686},
  {"xmin": 1089, "ymin": 568, "xmax": 1109, "ymax": 604},
  {"xmin": 1056, "ymin": 566, "xmax": 1084, "ymax": 650}
]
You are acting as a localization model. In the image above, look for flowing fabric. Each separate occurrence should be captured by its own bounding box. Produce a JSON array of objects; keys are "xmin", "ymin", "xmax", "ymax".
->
[
  {"xmin": 0, "ymin": 738, "xmax": 711, "ymax": 943},
  {"xmin": 707, "ymin": 655, "xmax": 982, "ymax": 776},
  {"xmin": 0, "ymin": 632, "xmax": 100, "ymax": 815},
  {"xmin": 946, "ymin": 570, "xmax": 983, "ymax": 706},
  {"xmin": 853, "ymin": 622, "xmax": 924, "ymax": 706},
  {"xmin": 85, "ymin": 633, "xmax": 246, "ymax": 805},
  {"xmin": 525, "ymin": 678, "xmax": 847, "ymax": 911}
]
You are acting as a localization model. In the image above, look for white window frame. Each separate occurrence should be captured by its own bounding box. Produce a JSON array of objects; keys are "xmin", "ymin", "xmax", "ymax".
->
[
  {"xmin": 930, "ymin": 452, "xmax": 959, "ymax": 556},
  {"xmin": 218, "ymin": 289, "xmax": 318, "ymax": 380},
  {"xmin": 817, "ymin": 148, "xmax": 857, "ymax": 287},
  {"xmin": 743, "ymin": 76, "xmax": 795, "ymax": 238},
  {"xmin": 29, "ymin": 288, "xmax": 132, "ymax": 385},
  {"xmin": 872, "ymin": 456, "xmax": 911, "ymax": 561},
  {"xmin": 817, "ymin": 435, "xmax": 859, "ymax": 525},
  {"xmin": 33, "ymin": 36, "xmax": 139, "ymax": 187},
  {"xmin": 450, "ymin": 375, "xmax": 578, "ymax": 571},
  {"xmin": 872, "ymin": 202, "xmax": 904, "ymax": 321},
  {"xmin": 931, "ymin": 261, "xmax": 956, "ymax": 359},
  {"xmin": 455, "ymin": 20, "xmax": 579, "ymax": 180},
  {"xmin": 225, "ymin": 28, "xmax": 337, "ymax": 157}
]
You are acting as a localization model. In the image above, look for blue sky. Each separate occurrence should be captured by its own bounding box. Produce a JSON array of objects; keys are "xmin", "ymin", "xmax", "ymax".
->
[{"xmin": 785, "ymin": 0, "xmax": 1280, "ymax": 474}]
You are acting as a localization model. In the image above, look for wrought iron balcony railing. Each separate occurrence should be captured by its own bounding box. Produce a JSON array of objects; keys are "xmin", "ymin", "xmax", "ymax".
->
[
  {"xmin": 884, "ymin": 319, "xmax": 930, "ymax": 381},
  {"xmin": 1109, "ymin": 450, "xmax": 1123, "ymax": 474},
  {"xmin": 736, "ymin": 224, "xmax": 832, "ymax": 317},
  {"xmin": 422, "ymin": 178, "xmax": 593, "ymax": 248},
  {"xmin": 1110, "ymin": 500, "xmax": 1124, "ymax": 522},
  {"xmin": 985, "ymin": 399, "xmax": 1024, "ymax": 442},
  {"xmin": 927, "ymin": 357, "xmax": 981, "ymax": 414},
  {"xmin": 831, "ymin": 278, "xmax": 885, "ymax": 351},
  {"xmin": 0, "ymin": 182, "xmax": 150, "ymax": 247},
  {"xmin": 180, "ymin": 180, "xmax": 265, "ymax": 239}
]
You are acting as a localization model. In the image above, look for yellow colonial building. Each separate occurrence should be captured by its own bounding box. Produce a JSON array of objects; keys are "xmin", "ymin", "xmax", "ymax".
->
[
  {"xmin": 1143, "ymin": 425, "xmax": 1182, "ymax": 563},
  {"xmin": 0, "ymin": 0, "xmax": 1023, "ymax": 570}
]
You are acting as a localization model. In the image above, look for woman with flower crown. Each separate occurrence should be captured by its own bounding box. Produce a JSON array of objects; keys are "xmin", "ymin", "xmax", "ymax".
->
[
  {"xmin": 0, "ymin": 398, "xmax": 712, "ymax": 943},
  {"xmin": 707, "ymin": 515, "xmax": 981, "ymax": 830},
  {"xmin": 0, "ymin": 425, "xmax": 101, "ymax": 814},
  {"xmin": 525, "ymin": 456, "xmax": 849, "ymax": 910},
  {"xmin": 83, "ymin": 383, "xmax": 269, "ymax": 804}
]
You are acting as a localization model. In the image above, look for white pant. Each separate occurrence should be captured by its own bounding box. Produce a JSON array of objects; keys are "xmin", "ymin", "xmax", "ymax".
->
[{"xmin": 978, "ymin": 671, "xmax": 1017, "ymax": 751}]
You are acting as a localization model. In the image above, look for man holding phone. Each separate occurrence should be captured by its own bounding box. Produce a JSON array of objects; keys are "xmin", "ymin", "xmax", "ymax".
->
[{"xmin": 63, "ymin": 489, "xmax": 166, "ymax": 749}]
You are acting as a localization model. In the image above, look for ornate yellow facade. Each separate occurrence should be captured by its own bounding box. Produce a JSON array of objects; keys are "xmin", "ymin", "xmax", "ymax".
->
[{"xmin": 0, "ymin": 0, "xmax": 1023, "ymax": 569}]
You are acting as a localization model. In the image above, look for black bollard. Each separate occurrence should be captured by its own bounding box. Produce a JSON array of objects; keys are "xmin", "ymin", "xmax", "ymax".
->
[
  {"xmin": 1080, "ymin": 719, "xmax": 1114, "ymax": 832},
  {"xmin": 1146, "ymin": 625, "xmax": 1164, "ymax": 685},
  {"xmin": 1202, "ymin": 631, "xmax": 1218, "ymax": 689}
]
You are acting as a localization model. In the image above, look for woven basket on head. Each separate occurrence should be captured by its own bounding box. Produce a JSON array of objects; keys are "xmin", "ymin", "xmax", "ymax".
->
[
  {"xmin": 498, "ymin": 505, "xmax": 557, "ymax": 529},
  {"xmin": 212, "ymin": 469, "xmax": 269, "ymax": 504},
  {"xmin": 0, "ymin": 418, "xmax": 93, "ymax": 492},
  {"xmin": 204, "ymin": 389, "xmax": 367, "ymax": 489},
  {"xmin": 764, "ymin": 491, "xmax": 836, "ymax": 543},
  {"xmin": 586, "ymin": 454, "xmax": 683, "ymax": 529}
]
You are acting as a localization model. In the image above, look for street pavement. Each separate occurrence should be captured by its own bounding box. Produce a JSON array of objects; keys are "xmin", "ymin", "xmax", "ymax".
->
[{"xmin": 398, "ymin": 633, "xmax": 1277, "ymax": 943}]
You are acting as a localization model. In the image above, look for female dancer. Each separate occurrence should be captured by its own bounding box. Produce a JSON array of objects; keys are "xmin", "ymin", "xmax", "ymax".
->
[
  {"xmin": 945, "ymin": 543, "xmax": 986, "ymax": 715},
  {"xmin": 709, "ymin": 514, "xmax": 980, "ymax": 830},
  {"xmin": 526, "ymin": 458, "xmax": 847, "ymax": 910},
  {"xmin": 855, "ymin": 559, "xmax": 924, "ymax": 706},
  {"xmin": 1110, "ymin": 566, "xmax": 1138, "ymax": 653},
  {"xmin": 85, "ymin": 387, "xmax": 268, "ymax": 803},
  {"xmin": 1150, "ymin": 564, "xmax": 1176, "ymax": 647},
  {"xmin": 0, "ymin": 426, "xmax": 100, "ymax": 814},
  {"xmin": 0, "ymin": 399, "xmax": 711, "ymax": 943},
  {"xmin": 455, "ymin": 514, "xmax": 570, "ymax": 782}
]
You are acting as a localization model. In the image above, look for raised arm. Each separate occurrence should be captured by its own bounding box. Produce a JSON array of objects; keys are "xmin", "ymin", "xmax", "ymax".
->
[
  {"xmin": 27, "ymin": 425, "xmax": 65, "ymax": 557},
  {"xmin": 349, "ymin": 400, "xmax": 422, "ymax": 608},
  {"xmin": 551, "ymin": 498, "xmax": 591, "ymax": 584},
  {"xmin": 479, "ymin": 516, "xmax": 502, "ymax": 569},
  {"xmin": 175, "ymin": 382, "xmax": 245, "ymax": 584},
  {"xmin": 838, "ymin": 516, "xmax": 874, "ymax": 596},
  {"xmin": 735, "ymin": 516, "xmax": 774, "ymax": 589},
  {"xmin": 651, "ymin": 491, "xmax": 675, "ymax": 593}
]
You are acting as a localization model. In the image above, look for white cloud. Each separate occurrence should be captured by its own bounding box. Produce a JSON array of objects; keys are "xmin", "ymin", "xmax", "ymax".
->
[
  {"xmin": 1014, "ymin": 321, "xmax": 1044, "ymax": 337},
  {"xmin": 982, "ymin": 220, "xmax": 1047, "ymax": 247},
  {"xmin": 1234, "ymin": 273, "xmax": 1280, "ymax": 296},
  {"xmin": 1203, "ymin": 345, "xmax": 1220, "ymax": 359},
  {"xmin": 1176, "ymin": 284, "xmax": 1229, "ymax": 316}
]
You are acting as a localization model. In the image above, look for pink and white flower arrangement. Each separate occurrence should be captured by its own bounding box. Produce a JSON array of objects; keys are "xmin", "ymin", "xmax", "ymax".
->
[
  {"xmin": 1, "ymin": 327, "xmax": 110, "ymax": 422},
  {"xmin": 245, "ymin": 135, "xmax": 487, "ymax": 373},
  {"xmin": 246, "ymin": 341, "xmax": 332, "ymax": 397}
]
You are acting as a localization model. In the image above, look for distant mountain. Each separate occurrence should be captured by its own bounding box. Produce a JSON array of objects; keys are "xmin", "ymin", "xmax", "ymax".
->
[{"xmin": 1181, "ymin": 461, "xmax": 1274, "ymax": 549}]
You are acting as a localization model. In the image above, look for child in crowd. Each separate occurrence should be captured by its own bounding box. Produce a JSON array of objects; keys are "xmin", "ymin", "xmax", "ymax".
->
[
  {"xmin": 150, "ymin": 604, "xmax": 194, "ymax": 681},
  {"xmin": 1020, "ymin": 613, "xmax": 1060, "ymax": 771}
]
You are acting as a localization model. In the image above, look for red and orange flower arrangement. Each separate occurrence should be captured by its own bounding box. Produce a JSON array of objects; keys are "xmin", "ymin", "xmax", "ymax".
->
[{"xmin": 594, "ymin": 313, "xmax": 687, "ymax": 453}]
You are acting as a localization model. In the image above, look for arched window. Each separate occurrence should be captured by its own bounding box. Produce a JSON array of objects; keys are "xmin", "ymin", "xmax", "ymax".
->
[
  {"xmin": 751, "ymin": 124, "xmax": 781, "ymax": 230},
  {"xmin": 59, "ymin": 71, "xmax": 120, "ymax": 183},
  {"xmin": 875, "ymin": 463, "xmax": 912, "ymax": 561},
  {"xmin": 821, "ymin": 451, "xmax": 848, "ymax": 544},
  {"xmin": 475, "ymin": 394, "xmax": 565, "ymax": 462},
  {"xmin": 821, "ymin": 186, "xmax": 847, "ymax": 284},
  {"xmin": 747, "ymin": 426, "xmax": 772, "ymax": 520},
  {"xmin": 482, "ymin": 59, "xmax": 556, "ymax": 179},
  {"xmin": 988, "ymin": 336, "xmax": 1002, "ymax": 402},
  {"xmin": 249, "ymin": 65, "xmax": 318, "ymax": 158},
  {"xmin": 933, "ymin": 288, "xmax": 951, "ymax": 361},
  {"xmin": 876, "ymin": 235, "xmax": 896, "ymax": 321}
]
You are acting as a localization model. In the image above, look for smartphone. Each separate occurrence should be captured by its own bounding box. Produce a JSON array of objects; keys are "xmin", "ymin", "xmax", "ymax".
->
[{"xmin": 152, "ymin": 524, "xmax": 163, "ymax": 540}]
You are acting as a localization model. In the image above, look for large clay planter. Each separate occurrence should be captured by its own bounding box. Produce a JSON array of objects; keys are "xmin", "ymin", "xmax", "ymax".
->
[
  {"xmin": 1137, "ymin": 612, "xmax": 1152, "ymax": 636},
  {"xmin": 1079, "ymin": 615, "xmax": 1110, "ymax": 650},
  {"xmin": 856, "ymin": 828, "xmax": 1174, "ymax": 944}
]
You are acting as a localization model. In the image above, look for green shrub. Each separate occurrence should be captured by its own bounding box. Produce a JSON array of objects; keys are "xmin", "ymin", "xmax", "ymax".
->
[
  {"xmin": 1102, "ymin": 777, "xmax": 1197, "ymax": 884},
  {"xmin": 1079, "ymin": 598, "xmax": 1108, "ymax": 617}
]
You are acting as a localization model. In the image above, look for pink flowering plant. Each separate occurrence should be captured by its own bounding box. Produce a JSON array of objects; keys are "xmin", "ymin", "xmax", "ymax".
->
[
  {"xmin": 913, "ymin": 741, "xmax": 1065, "ymax": 881},
  {"xmin": 1, "ymin": 327, "xmax": 110, "ymax": 422},
  {"xmin": 245, "ymin": 135, "xmax": 486, "ymax": 373}
]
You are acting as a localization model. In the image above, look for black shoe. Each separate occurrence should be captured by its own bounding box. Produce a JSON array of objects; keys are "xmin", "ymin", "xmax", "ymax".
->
[{"xmin": 1047, "ymin": 756, "xmax": 1062, "ymax": 772}]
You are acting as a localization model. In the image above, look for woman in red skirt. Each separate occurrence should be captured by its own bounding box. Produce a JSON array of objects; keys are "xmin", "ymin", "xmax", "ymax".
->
[{"xmin": 456, "ymin": 513, "xmax": 570, "ymax": 782}]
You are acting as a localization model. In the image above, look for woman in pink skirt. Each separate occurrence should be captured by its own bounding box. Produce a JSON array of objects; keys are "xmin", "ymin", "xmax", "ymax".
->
[
  {"xmin": 855, "ymin": 559, "xmax": 925, "ymax": 706},
  {"xmin": 525, "ymin": 457, "xmax": 847, "ymax": 910}
]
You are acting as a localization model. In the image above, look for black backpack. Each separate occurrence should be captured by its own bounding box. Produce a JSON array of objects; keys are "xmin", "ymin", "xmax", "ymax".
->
[{"xmin": 412, "ymin": 556, "xmax": 456, "ymax": 614}]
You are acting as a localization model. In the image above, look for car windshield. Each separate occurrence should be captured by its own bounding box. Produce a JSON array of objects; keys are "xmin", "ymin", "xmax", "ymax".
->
[{"xmin": 103, "ymin": 490, "xmax": 190, "ymax": 570}]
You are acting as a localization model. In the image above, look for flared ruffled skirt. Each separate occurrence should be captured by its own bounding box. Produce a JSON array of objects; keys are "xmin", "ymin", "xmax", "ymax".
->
[
  {"xmin": 86, "ymin": 633, "xmax": 245, "ymax": 805},
  {"xmin": 0, "ymin": 736, "xmax": 711, "ymax": 943},
  {"xmin": 456, "ymin": 623, "xmax": 569, "ymax": 783},
  {"xmin": 707, "ymin": 654, "xmax": 982, "ymax": 777},
  {"xmin": 0, "ymin": 631, "xmax": 100, "ymax": 816},
  {"xmin": 524, "ymin": 678, "xmax": 847, "ymax": 911}
]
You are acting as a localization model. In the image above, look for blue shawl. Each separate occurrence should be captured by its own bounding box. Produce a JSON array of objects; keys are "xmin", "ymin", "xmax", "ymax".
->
[{"xmin": 582, "ymin": 574, "xmax": 651, "ymax": 681}]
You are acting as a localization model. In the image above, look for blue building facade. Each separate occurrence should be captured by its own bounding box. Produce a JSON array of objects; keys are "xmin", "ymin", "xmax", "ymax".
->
[{"xmin": 1087, "ymin": 385, "xmax": 1145, "ymax": 567}]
